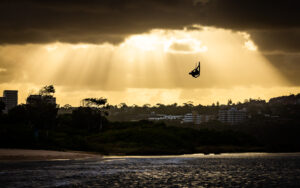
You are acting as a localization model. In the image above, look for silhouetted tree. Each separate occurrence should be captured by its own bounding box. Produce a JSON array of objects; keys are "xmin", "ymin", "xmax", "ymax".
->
[
  {"xmin": 27, "ymin": 102, "xmax": 58, "ymax": 130},
  {"xmin": 143, "ymin": 104, "xmax": 151, "ymax": 108},
  {"xmin": 184, "ymin": 101, "xmax": 194, "ymax": 107},
  {"xmin": 72, "ymin": 107, "xmax": 107, "ymax": 131},
  {"xmin": 63, "ymin": 104, "xmax": 72, "ymax": 108},
  {"xmin": 8, "ymin": 104, "xmax": 25, "ymax": 119},
  {"xmin": 79, "ymin": 97, "xmax": 109, "ymax": 131},
  {"xmin": 227, "ymin": 99, "xmax": 233, "ymax": 106},
  {"xmin": 82, "ymin": 97, "xmax": 107, "ymax": 108},
  {"xmin": 118, "ymin": 103, "xmax": 127, "ymax": 108},
  {"xmin": 22, "ymin": 85, "xmax": 58, "ymax": 137},
  {"xmin": 39, "ymin": 85, "xmax": 55, "ymax": 96}
]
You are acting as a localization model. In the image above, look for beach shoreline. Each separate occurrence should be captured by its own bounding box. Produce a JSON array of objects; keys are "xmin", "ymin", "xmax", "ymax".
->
[{"xmin": 0, "ymin": 149, "xmax": 102, "ymax": 161}]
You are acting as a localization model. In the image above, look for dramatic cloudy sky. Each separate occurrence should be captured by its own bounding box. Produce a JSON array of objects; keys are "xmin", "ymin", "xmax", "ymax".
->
[{"xmin": 0, "ymin": 0, "xmax": 299, "ymax": 106}]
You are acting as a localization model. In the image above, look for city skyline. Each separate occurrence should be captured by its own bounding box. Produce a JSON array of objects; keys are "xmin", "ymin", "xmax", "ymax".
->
[{"xmin": 1, "ymin": 87, "xmax": 299, "ymax": 108}]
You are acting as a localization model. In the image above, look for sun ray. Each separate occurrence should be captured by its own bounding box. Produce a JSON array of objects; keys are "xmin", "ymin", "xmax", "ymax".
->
[{"xmin": 0, "ymin": 27, "xmax": 297, "ymax": 106}]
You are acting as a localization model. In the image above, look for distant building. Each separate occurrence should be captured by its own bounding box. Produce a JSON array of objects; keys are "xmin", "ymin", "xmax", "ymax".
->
[
  {"xmin": 1, "ymin": 90, "xmax": 18, "ymax": 113},
  {"xmin": 181, "ymin": 111, "xmax": 216, "ymax": 125},
  {"xmin": 182, "ymin": 111, "xmax": 201, "ymax": 124},
  {"xmin": 199, "ymin": 114, "xmax": 215, "ymax": 123},
  {"xmin": 26, "ymin": 95, "xmax": 56, "ymax": 105},
  {"xmin": 148, "ymin": 114, "xmax": 183, "ymax": 121},
  {"xmin": 218, "ymin": 108, "xmax": 247, "ymax": 125}
]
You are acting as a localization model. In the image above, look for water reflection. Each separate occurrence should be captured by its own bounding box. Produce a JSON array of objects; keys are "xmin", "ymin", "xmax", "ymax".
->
[
  {"xmin": 104, "ymin": 152, "xmax": 300, "ymax": 159},
  {"xmin": 1, "ymin": 153, "xmax": 300, "ymax": 187}
]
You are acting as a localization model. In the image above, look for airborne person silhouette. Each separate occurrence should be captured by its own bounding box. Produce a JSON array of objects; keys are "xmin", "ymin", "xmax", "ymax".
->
[{"xmin": 189, "ymin": 62, "xmax": 200, "ymax": 78}]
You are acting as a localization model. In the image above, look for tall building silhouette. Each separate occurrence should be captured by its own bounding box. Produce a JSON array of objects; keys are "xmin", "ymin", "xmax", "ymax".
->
[{"xmin": 2, "ymin": 90, "xmax": 18, "ymax": 113}]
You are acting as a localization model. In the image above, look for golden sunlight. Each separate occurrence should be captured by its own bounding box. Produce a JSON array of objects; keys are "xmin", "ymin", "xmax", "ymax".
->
[{"xmin": 0, "ymin": 27, "xmax": 297, "ymax": 106}]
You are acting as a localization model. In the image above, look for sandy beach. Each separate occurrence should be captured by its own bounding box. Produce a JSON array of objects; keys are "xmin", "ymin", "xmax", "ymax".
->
[{"xmin": 0, "ymin": 149, "xmax": 102, "ymax": 161}]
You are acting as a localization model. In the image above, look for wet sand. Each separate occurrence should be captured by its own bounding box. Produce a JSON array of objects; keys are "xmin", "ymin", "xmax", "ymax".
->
[{"xmin": 0, "ymin": 149, "xmax": 102, "ymax": 161}]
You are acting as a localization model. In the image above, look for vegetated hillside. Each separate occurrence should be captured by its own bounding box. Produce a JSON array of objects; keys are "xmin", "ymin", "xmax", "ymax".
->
[
  {"xmin": 1, "ymin": 92, "xmax": 300, "ymax": 155},
  {"xmin": 0, "ymin": 118, "xmax": 261, "ymax": 155}
]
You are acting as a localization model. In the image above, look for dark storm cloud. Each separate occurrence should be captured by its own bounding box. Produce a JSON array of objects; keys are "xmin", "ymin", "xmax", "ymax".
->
[
  {"xmin": 0, "ymin": 0, "xmax": 198, "ymax": 44},
  {"xmin": 0, "ymin": 0, "xmax": 299, "ymax": 45},
  {"xmin": 249, "ymin": 30, "xmax": 300, "ymax": 53},
  {"xmin": 1, "ymin": 0, "xmax": 300, "ymax": 86},
  {"xmin": 265, "ymin": 54, "xmax": 300, "ymax": 85}
]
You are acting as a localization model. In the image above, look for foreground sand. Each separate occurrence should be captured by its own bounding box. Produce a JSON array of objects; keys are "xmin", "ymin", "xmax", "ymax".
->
[{"xmin": 0, "ymin": 149, "xmax": 102, "ymax": 161}]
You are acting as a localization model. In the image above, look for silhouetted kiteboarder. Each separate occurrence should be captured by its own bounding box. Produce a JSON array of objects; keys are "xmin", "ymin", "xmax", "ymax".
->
[{"xmin": 189, "ymin": 62, "xmax": 200, "ymax": 78}]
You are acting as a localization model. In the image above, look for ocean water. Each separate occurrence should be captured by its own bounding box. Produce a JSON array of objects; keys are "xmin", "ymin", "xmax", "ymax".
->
[{"xmin": 1, "ymin": 153, "xmax": 300, "ymax": 187}]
